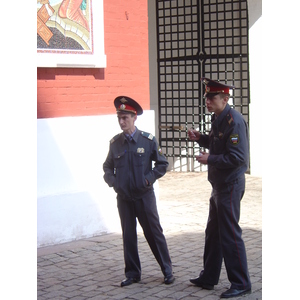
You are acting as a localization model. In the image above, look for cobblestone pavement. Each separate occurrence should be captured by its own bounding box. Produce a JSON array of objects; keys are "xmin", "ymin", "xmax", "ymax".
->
[{"xmin": 37, "ymin": 172, "xmax": 262, "ymax": 299}]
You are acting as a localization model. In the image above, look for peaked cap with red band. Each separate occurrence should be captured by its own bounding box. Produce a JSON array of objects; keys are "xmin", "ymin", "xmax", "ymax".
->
[
  {"xmin": 201, "ymin": 77, "xmax": 235, "ymax": 96},
  {"xmin": 114, "ymin": 96, "xmax": 143, "ymax": 115}
]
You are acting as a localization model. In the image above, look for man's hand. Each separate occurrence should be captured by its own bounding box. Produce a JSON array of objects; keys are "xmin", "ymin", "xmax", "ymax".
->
[
  {"xmin": 188, "ymin": 128, "xmax": 200, "ymax": 141},
  {"xmin": 195, "ymin": 152, "xmax": 209, "ymax": 165}
]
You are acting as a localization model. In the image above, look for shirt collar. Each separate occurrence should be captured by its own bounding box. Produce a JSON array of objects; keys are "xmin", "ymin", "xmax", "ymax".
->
[{"xmin": 123, "ymin": 127, "xmax": 138, "ymax": 143}]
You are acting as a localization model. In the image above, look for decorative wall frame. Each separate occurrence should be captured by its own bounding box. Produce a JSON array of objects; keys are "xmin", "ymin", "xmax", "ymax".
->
[{"xmin": 37, "ymin": 0, "xmax": 106, "ymax": 68}]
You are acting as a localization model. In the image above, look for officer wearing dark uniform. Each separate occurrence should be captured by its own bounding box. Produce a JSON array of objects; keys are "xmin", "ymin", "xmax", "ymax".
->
[
  {"xmin": 103, "ymin": 96, "xmax": 174, "ymax": 287},
  {"xmin": 188, "ymin": 78, "xmax": 252, "ymax": 298}
]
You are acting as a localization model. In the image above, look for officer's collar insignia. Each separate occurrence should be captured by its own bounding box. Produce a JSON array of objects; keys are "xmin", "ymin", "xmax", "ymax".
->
[
  {"xmin": 137, "ymin": 148, "xmax": 145, "ymax": 153},
  {"xmin": 230, "ymin": 134, "xmax": 239, "ymax": 145},
  {"xmin": 120, "ymin": 97, "xmax": 128, "ymax": 103}
]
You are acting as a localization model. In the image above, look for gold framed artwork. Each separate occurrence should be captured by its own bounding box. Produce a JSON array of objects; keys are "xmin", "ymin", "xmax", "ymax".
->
[{"xmin": 37, "ymin": 0, "xmax": 106, "ymax": 68}]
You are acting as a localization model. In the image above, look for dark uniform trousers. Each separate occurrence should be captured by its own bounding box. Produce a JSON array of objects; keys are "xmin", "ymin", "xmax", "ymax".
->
[
  {"xmin": 199, "ymin": 175, "xmax": 251, "ymax": 290},
  {"xmin": 196, "ymin": 104, "xmax": 251, "ymax": 290},
  {"xmin": 117, "ymin": 190, "xmax": 173, "ymax": 279}
]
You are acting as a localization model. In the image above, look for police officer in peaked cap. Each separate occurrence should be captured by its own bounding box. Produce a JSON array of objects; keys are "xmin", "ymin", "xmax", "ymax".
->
[
  {"xmin": 188, "ymin": 78, "xmax": 252, "ymax": 298},
  {"xmin": 103, "ymin": 96, "xmax": 175, "ymax": 287},
  {"xmin": 114, "ymin": 95, "xmax": 144, "ymax": 115}
]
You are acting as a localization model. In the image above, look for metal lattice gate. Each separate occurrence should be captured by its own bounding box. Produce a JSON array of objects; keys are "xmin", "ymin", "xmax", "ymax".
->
[{"xmin": 156, "ymin": 0, "xmax": 250, "ymax": 171}]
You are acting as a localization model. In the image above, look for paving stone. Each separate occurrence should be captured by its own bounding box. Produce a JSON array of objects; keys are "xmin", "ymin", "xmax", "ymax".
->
[{"xmin": 37, "ymin": 173, "xmax": 262, "ymax": 299}]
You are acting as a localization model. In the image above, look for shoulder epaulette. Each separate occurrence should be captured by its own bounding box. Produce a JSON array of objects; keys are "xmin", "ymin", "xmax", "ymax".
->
[
  {"xmin": 141, "ymin": 131, "xmax": 154, "ymax": 140},
  {"xmin": 110, "ymin": 133, "xmax": 121, "ymax": 144},
  {"xmin": 226, "ymin": 113, "xmax": 234, "ymax": 125}
]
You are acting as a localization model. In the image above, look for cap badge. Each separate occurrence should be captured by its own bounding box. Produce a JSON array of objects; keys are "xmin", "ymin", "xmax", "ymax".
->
[
  {"xmin": 120, "ymin": 104, "xmax": 126, "ymax": 110},
  {"xmin": 120, "ymin": 97, "xmax": 127, "ymax": 103}
]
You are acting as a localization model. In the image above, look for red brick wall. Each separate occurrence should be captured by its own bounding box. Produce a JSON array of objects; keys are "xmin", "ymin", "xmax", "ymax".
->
[{"xmin": 37, "ymin": 0, "xmax": 150, "ymax": 118}]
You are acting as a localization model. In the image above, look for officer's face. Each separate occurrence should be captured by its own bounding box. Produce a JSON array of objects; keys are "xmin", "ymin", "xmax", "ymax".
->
[
  {"xmin": 205, "ymin": 94, "xmax": 228, "ymax": 116},
  {"xmin": 117, "ymin": 113, "xmax": 137, "ymax": 134}
]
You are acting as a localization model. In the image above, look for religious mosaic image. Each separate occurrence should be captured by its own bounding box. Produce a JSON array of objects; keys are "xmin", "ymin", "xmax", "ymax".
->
[{"xmin": 37, "ymin": 0, "xmax": 93, "ymax": 54}]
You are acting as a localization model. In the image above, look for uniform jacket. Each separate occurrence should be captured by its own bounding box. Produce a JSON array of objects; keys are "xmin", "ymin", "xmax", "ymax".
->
[
  {"xmin": 197, "ymin": 104, "xmax": 249, "ymax": 184},
  {"xmin": 103, "ymin": 127, "xmax": 169, "ymax": 200}
]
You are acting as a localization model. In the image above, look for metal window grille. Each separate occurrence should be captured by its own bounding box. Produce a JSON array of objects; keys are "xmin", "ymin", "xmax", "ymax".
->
[{"xmin": 156, "ymin": 0, "xmax": 250, "ymax": 172}]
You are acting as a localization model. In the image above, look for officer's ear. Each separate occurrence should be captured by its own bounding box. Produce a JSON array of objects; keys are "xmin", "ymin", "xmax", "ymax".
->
[
  {"xmin": 220, "ymin": 93, "xmax": 230, "ymax": 104},
  {"xmin": 132, "ymin": 113, "xmax": 137, "ymax": 122}
]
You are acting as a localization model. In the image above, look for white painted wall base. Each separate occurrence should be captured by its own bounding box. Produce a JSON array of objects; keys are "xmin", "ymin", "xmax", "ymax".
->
[{"xmin": 37, "ymin": 111, "xmax": 155, "ymax": 247}]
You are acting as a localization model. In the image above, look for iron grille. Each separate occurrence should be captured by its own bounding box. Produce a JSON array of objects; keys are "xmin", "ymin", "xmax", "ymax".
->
[{"xmin": 156, "ymin": 0, "xmax": 250, "ymax": 171}]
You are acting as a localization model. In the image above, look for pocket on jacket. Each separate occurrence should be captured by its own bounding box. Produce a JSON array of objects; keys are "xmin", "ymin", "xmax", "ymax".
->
[
  {"xmin": 113, "ymin": 151, "xmax": 126, "ymax": 192},
  {"xmin": 133, "ymin": 152, "xmax": 146, "ymax": 189},
  {"xmin": 133, "ymin": 152, "xmax": 145, "ymax": 166}
]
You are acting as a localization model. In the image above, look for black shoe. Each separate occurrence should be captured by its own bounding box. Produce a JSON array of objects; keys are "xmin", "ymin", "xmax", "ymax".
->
[
  {"xmin": 120, "ymin": 277, "xmax": 141, "ymax": 287},
  {"xmin": 220, "ymin": 288, "xmax": 251, "ymax": 298},
  {"xmin": 189, "ymin": 277, "xmax": 214, "ymax": 290},
  {"xmin": 164, "ymin": 275, "xmax": 175, "ymax": 284}
]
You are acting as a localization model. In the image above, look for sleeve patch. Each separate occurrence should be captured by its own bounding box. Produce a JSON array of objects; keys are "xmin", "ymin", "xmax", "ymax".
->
[
  {"xmin": 230, "ymin": 134, "xmax": 239, "ymax": 145},
  {"xmin": 158, "ymin": 146, "xmax": 163, "ymax": 155}
]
